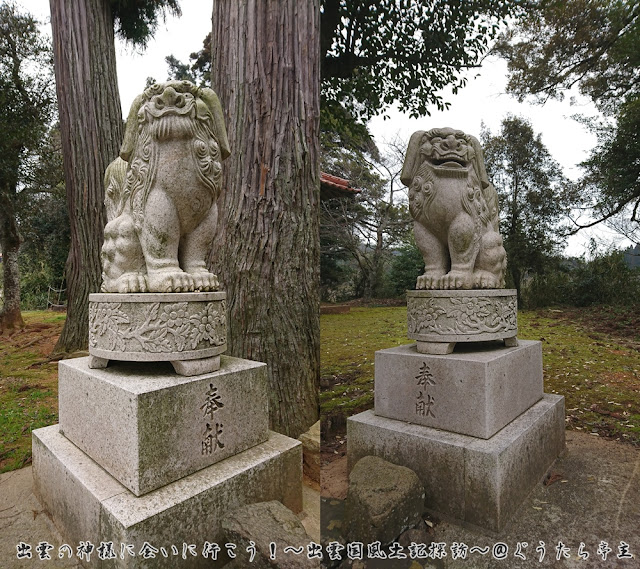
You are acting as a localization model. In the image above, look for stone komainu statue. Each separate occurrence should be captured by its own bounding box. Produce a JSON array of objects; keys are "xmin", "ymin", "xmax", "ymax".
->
[
  {"xmin": 401, "ymin": 127, "xmax": 507, "ymax": 290},
  {"xmin": 101, "ymin": 81, "xmax": 230, "ymax": 294}
]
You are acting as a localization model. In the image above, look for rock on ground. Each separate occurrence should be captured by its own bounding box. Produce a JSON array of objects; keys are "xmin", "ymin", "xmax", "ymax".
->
[
  {"xmin": 222, "ymin": 500, "xmax": 320, "ymax": 569},
  {"xmin": 345, "ymin": 456, "xmax": 425, "ymax": 545}
]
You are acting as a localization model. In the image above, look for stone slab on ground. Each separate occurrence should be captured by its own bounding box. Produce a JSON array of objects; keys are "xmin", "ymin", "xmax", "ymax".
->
[
  {"xmin": 374, "ymin": 341, "xmax": 543, "ymax": 439},
  {"xmin": 345, "ymin": 456, "xmax": 424, "ymax": 545},
  {"xmin": 348, "ymin": 394, "xmax": 565, "ymax": 533},
  {"xmin": 299, "ymin": 421, "xmax": 320, "ymax": 483},
  {"xmin": 58, "ymin": 355, "xmax": 268, "ymax": 496},
  {"xmin": 222, "ymin": 500, "xmax": 319, "ymax": 568},
  {"xmin": 32, "ymin": 424, "xmax": 302, "ymax": 569}
]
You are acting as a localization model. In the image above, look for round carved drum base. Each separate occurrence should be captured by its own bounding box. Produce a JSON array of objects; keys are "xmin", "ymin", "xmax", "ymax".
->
[
  {"xmin": 407, "ymin": 289, "xmax": 517, "ymax": 352},
  {"xmin": 88, "ymin": 292, "xmax": 227, "ymax": 371}
]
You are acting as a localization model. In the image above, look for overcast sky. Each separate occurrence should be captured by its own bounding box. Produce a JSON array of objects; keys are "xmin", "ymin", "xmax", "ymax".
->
[{"xmin": 22, "ymin": 0, "xmax": 630, "ymax": 255}]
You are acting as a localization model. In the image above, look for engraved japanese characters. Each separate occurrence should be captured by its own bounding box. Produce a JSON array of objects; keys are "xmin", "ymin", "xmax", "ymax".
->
[
  {"xmin": 101, "ymin": 80, "xmax": 231, "ymax": 294},
  {"xmin": 401, "ymin": 127, "xmax": 507, "ymax": 290}
]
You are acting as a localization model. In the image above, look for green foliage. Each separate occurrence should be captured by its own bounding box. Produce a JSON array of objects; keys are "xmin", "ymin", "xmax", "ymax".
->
[
  {"xmin": 580, "ymin": 97, "xmax": 640, "ymax": 233},
  {"xmin": 173, "ymin": 2, "xmax": 522, "ymax": 120},
  {"xmin": 564, "ymin": 250, "xmax": 640, "ymax": 307},
  {"xmin": 496, "ymin": 0, "xmax": 640, "ymax": 114},
  {"xmin": 0, "ymin": 3, "xmax": 55, "ymax": 183},
  {"xmin": 110, "ymin": 0, "xmax": 181, "ymax": 48},
  {"xmin": 496, "ymin": 1, "xmax": 640, "ymax": 233},
  {"xmin": 320, "ymin": 138, "xmax": 412, "ymax": 299},
  {"xmin": 388, "ymin": 238, "xmax": 423, "ymax": 296},
  {"xmin": 165, "ymin": 33, "xmax": 211, "ymax": 86},
  {"xmin": 519, "ymin": 248, "xmax": 640, "ymax": 309},
  {"xmin": 321, "ymin": 0, "xmax": 521, "ymax": 119},
  {"xmin": 481, "ymin": 115, "xmax": 579, "ymax": 301}
]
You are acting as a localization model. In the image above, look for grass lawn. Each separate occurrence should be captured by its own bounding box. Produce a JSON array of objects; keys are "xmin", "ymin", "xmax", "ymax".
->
[
  {"xmin": 0, "ymin": 311, "xmax": 65, "ymax": 472},
  {"xmin": 321, "ymin": 305, "xmax": 640, "ymax": 447}
]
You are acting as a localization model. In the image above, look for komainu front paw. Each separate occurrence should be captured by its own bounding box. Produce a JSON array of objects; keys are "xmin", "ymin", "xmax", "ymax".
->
[
  {"xmin": 473, "ymin": 270, "xmax": 501, "ymax": 289},
  {"xmin": 191, "ymin": 270, "xmax": 220, "ymax": 292},
  {"xmin": 440, "ymin": 270, "xmax": 473, "ymax": 290},
  {"xmin": 147, "ymin": 269, "xmax": 195, "ymax": 293},
  {"xmin": 102, "ymin": 272, "xmax": 147, "ymax": 293},
  {"xmin": 115, "ymin": 273, "xmax": 148, "ymax": 293},
  {"xmin": 416, "ymin": 272, "xmax": 445, "ymax": 290}
]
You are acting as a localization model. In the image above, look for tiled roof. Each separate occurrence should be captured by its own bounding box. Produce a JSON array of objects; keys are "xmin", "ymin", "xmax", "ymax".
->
[{"xmin": 320, "ymin": 172, "xmax": 361, "ymax": 199}]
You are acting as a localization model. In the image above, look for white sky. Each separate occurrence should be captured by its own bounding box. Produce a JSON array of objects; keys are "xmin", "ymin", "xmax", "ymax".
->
[{"xmin": 22, "ymin": 0, "xmax": 632, "ymax": 256}]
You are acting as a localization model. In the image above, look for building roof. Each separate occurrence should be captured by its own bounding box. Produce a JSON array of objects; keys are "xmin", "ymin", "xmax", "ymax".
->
[{"xmin": 320, "ymin": 172, "xmax": 361, "ymax": 199}]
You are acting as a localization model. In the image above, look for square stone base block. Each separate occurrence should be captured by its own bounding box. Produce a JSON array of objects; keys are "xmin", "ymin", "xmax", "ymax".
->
[
  {"xmin": 33, "ymin": 425, "xmax": 302, "ymax": 569},
  {"xmin": 374, "ymin": 340, "xmax": 543, "ymax": 439},
  {"xmin": 348, "ymin": 394, "xmax": 565, "ymax": 533},
  {"xmin": 59, "ymin": 356, "xmax": 269, "ymax": 496}
]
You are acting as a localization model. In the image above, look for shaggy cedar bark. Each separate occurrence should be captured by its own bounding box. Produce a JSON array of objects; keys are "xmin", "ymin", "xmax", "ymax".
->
[
  {"xmin": 0, "ymin": 189, "xmax": 24, "ymax": 332},
  {"xmin": 210, "ymin": 0, "xmax": 320, "ymax": 437},
  {"xmin": 50, "ymin": 0, "xmax": 123, "ymax": 353}
]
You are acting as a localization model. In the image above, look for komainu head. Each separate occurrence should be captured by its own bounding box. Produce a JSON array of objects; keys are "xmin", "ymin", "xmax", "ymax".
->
[{"xmin": 401, "ymin": 127, "xmax": 506, "ymax": 290}]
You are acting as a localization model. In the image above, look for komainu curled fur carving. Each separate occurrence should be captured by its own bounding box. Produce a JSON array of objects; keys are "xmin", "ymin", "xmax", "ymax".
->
[
  {"xmin": 101, "ymin": 81, "xmax": 230, "ymax": 293},
  {"xmin": 401, "ymin": 127, "xmax": 506, "ymax": 290}
]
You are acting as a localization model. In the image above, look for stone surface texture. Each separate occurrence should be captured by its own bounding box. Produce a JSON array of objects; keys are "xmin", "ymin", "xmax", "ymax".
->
[
  {"xmin": 345, "ymin": 456, "xmax": 425, "ymax": 545},
  {"xmin": 401, "ymin": 127, "xmax": 507, "ymax": 290},
  {"xmin": 88, "ymin": 292, "xmax": 226, "ymax": 363},
  {"xmin": 407, "ymin": 289, "xmax": 517, "ymax": 344},
  {"xmin": 298, "ymin": 420, "xmax": 320, "ymax": 483},
  {"xmin": 101, "ymin": 80, "xmax": 230, "ymax": 294},
  {"xmin": 33, "ymin": 425, "xmax": 302, "ymax": 569},
  {"xmin": 374, "ymin": 341, "xmax": 543, "ymax": 439},
  {"xmin": 222, "ymin": 501, "xmax": 318, "ymax": 569},
  {"xmin": 347, "ymin": 394, "xmax": 566, "ymax": 533},
  {"xmin": 58, "ymin": 355, "xmax": 269, "ymax": 496}
]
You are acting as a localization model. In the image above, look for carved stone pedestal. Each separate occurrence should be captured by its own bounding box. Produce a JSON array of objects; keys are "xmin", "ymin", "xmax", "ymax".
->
[
  {"xmin": 34, "ymin": 426, "xmax": 301, "ymax": 569},
  {"xmin": 347, "ymin": 295, "xmax": 565, "ymax": 534},
  {"xmin": 348, "ymin": 395, "xmax": 565, "ymax": 533},
  {"xmin": 33, "ymin": 355, "xmax": 302, "ymax": 568},
  {"xmin": 88, "ymin": 292, "xmax": 226, "ymax": 375},
  {"xmin": 374, "ymin": 341, "xmax": 543, "ymax": 439},
  {"xmin": 407, "ymin": 289, "xmax": 518, "ymax": 354}
]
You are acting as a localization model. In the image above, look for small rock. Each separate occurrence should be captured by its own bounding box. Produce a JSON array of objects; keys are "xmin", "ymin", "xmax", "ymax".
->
[
  {"xmin": 397, "ymin": 525, "xmax": 432, "ymax": 548},
  {"xmin": 222, "ymin": 500, "xmax": 318, "ymax": 568},
  {"xmin": 345, "ymin": 456, "xmax": 425, "ymax": 545}
]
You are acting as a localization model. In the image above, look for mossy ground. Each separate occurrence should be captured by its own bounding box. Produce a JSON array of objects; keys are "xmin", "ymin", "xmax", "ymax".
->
[
  {"xmin": 0, "ymin": 311, "xmax": 65, "ymax": 472},
  {"xmin": 321, "ymin": 305, "xmax": 640, "ymax": 449}
]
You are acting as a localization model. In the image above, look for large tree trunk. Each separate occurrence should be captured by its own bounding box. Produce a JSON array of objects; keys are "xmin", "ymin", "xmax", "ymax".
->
[
  {"xmin": 210, "ymin": 0, "xmax": 320, "ymax": 438},
  {"xmin": 0, "ymin": 188, "xmax": 24, "ymax": 333},
  {"xmin": 50, "ymin": 0, "xmax": 123, "ymax": 353}
]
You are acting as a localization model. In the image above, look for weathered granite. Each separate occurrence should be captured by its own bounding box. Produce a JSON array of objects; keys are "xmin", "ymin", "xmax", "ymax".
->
[
  {"xmin": 33, "ymin": 425, "xmax": 302, "ymax": 569},
  {"xmin": 58, "ymin": 355, "xmax": 268, "ymax": 496},
  {"xmin": 374, "ymin": 340, "xmax": 543, "ymax": 439},
  {"xmin": 298, "ymin": 420, "xmax": 320, "ymax": 483},
  {"xmin": 401, "ymin": 128, "xmax": 506, "ymax": 290},
  {"xmin": 222, "ymin": 501, "xmax": 318, "ymax": 569},
  {"xmin": 407, "ymin": 289, "xmax": 517, "ymax": 352},
  {"xmin": 88, "ymin": 292, "xmax": 226, "ymax": 364},
  {"xmin": 345, "ymin": 456, "xmax": 424, "ymax": 545},
  {"xmin": 347, "ymin": 394, "xmax": 566, "ymax": 533},
  {"xmin": 101, "ymin": 81, "xmax": 230, "ymax": 294}
]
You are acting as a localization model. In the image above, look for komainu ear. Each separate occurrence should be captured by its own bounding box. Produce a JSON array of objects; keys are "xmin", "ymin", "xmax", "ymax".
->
[
  {"xmin": 120, "ymin": 93, "xmax": 146, "ymax": 162},
  {"xmin": 467, "ymin": 133, "xmax": 491, "ymax": 191},
  {"xmin": 198, "ymin": 88, "xmax": 231, "ymax": 160},
  {"xmin": 401, "ymin": 130, "xmax": 426, "ymax": 187}
]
